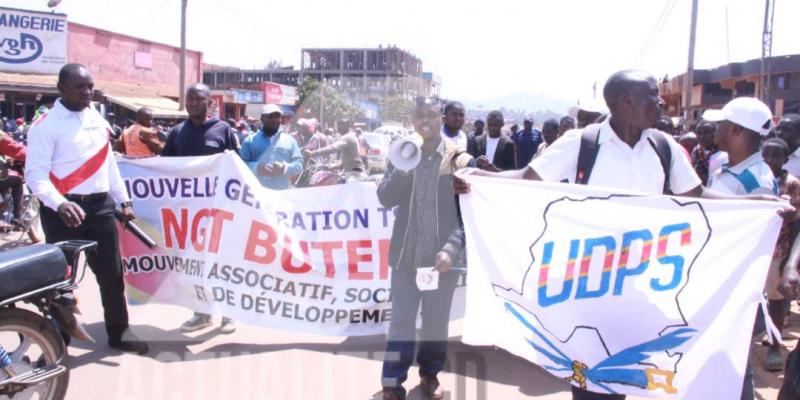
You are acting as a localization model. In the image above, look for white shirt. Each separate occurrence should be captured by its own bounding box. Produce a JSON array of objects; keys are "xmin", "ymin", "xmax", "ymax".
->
[
  {"xmin": 708, "ymin": 152, "xmax": 776, "ymax": 196},
  {"xmin": 529, "ymin": 118, "xmax": 701, "ymax": 194},
  {"xmin": 440, "ymin": 127, "xmax": 467, "ymax": 152},
  {"xmin": 485, "ymin": 136, "xmax": 500, "ymax": 163},
  {"xmin": 25, "ymin": 99, "xmax": 129, "ymax": 211},
  {"xmin": 709, "ymin": 151, "xmax": 728, "ymax": 177},
  {"xmin": 784, "ymin": 147, "xmax": 800, "ymax": 178},
  {"xmin": 534, "ymin": 141, "xmax": 549, "ymax": 159}
]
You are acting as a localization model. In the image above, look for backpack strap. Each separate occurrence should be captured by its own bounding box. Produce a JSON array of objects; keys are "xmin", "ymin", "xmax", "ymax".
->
[
  {"xmin": 575, "ymin": 124, "xmax": 602, "ymax": 185},
  {"xmin": 646, "ymin": 131, "xmax": 673, "ymax": 194}
]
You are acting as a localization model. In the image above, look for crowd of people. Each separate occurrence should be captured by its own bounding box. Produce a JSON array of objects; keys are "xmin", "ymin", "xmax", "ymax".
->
[{"xmin": 2, "ymin": 63, "xmax": 800, "ymax": 400}]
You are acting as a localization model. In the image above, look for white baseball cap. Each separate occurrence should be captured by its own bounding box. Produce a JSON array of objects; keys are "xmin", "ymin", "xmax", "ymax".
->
[
  {"xmin": 567, "ymin": 98, "xmax": 609, "ymax": 119},
  {"xmin": 261, "ymin": 104, "xmax": 283, "ymax": 116},
  {"xmin": 701, "ymin": 97, "xmax": 773, "ymax": 136}
]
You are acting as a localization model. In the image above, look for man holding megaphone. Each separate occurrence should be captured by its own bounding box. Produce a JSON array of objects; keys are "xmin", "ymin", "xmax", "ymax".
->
[{"xmin": 378, "ymin": 97, "xmax": 475, "ymax": 400}]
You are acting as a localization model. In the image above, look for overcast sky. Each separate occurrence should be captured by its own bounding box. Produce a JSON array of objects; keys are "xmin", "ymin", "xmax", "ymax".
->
[{"xmin": 7, "ymin": 0, "xmax": 800, "ymax": 105}]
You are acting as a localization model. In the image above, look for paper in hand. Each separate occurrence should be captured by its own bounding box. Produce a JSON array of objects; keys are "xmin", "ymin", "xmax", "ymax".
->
[{"xmin": 416, "ymin": 267, "xmax": 439, "ymax": 291}]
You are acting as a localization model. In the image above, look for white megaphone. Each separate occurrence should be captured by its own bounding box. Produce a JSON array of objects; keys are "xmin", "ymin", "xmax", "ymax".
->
[{"xmin": 388, "ymin": 135, "xmax": 422, "ymax": 172}]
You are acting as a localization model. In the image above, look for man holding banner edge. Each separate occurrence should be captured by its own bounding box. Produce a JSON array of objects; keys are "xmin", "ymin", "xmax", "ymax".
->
[{"xmin": 453, "ymin": 70, "xmax": 793, "ymax": 399}]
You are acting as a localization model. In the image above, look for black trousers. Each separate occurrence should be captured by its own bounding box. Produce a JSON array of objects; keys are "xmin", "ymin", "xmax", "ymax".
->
[
  {"xmin": 40, "ymin": 194, "xmax": 129, "ymax": 341},
  {"xmin": 0, "ymin": 175, "xmax": 24, "ymax": 219}
]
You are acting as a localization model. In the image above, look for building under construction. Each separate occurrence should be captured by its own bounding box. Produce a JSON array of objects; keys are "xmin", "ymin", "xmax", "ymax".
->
[{"xmin": 203, "ymin": 46, "xmax": 439, "ymax": 102}]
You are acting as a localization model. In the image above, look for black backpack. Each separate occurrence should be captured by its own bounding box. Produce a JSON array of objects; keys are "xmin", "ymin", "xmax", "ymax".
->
[{"xmin": 574, "ymin": 124, "xmax": 673, "ymax": 194}]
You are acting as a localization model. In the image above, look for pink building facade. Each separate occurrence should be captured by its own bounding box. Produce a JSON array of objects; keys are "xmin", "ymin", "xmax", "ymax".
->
[{"xmin": 68, "ymin": 22, "xmax": 203, "ymax": 96}]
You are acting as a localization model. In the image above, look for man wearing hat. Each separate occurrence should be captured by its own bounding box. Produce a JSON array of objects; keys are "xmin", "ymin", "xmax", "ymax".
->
[
  {"xmin": 239, "ymin": 104, "xmax": 303, "ymax": 190},
  {"xmin": 161, "ymin": 83, "xmax": 239, "ymax": 334},
  {"xmin": 569, "ymin": 99, "xmax": 609, "ymax": 129},
  {"xmin": 705, "ymin": 97, "xmax": 777, "ymax": 195},
  {"xmin": 701, "ymin": 97, "xmax": 776, "ymax": 400}
]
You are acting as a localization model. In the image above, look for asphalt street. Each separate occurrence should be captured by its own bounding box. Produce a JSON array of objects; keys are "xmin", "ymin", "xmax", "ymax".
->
[{"xmin": 0, "ymin": 237, "xmax": 793, "ymax": 399}]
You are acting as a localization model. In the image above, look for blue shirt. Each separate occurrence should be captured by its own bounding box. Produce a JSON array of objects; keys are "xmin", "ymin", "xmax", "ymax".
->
[
  {"xmin": 513, "ymin": 128, "xmax": 543, "ymax": 167},
  {"xmin": 239, "ymin": 129, "xmax": 303, "ymax": 190}
]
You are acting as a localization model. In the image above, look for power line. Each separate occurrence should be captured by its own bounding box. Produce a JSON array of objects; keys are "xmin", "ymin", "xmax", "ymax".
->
[
  {"xmin": 635, "ymin": 0, "xmax": 678, "ymax": 64},
  {"xmin": 210, "ymin": 0, "xmax": 281, "ymax": 42},
  {"xmin": 637, "ymin": 0, "xmax": 677, "ymax": 62},
  {"xmin": 636, "ymin": 0, "xmax": 672, "ymax": 59}
]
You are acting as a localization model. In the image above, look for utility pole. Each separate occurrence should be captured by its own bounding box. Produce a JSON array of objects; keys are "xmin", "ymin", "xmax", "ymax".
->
[
  {"xmin": 319, "ymin": 82, "xmax": 325, "ymax": 128},
  {"xmin": 725, "ymin": 6, "xmax": 731, "ymax": 63},
  {"xmin": 178, "ymin": 0, "xmax": 187, "ymax": 111},
  {"xmin": 682, "ymin": 0, "xmax": 699, "ymax": 120},
  {"xmin": 760, "ymin": 0, "xmax": 776, "ymax": 109}
]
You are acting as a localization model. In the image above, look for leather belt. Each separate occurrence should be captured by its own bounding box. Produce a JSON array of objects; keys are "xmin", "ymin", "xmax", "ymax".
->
[{"xmin": 65, "ymin": 192, "xmax": 108, "ymax": 202}]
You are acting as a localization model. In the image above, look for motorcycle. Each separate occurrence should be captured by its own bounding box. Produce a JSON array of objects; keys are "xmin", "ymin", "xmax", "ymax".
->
[
  {"xmin": 294, "ymin": 158, "xmax": 346, "ymax": 188},
  {"xmin": 0, "ymin": 159, "xmax": 42, "ymax": 244},
  {"xmin": 0, "ymin": 240, "xmax": 97, "ymax": 400}
]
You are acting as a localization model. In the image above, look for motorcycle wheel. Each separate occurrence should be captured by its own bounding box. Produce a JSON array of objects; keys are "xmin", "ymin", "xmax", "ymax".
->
[{"xmin": 0, "ymin": 308, "xmax": 69, "ymax": 400}]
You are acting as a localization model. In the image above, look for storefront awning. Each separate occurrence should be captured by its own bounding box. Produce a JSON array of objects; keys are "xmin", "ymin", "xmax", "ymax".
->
[
  {"xmin": 244, "ymin": 103, "xmax": 296, "ymax": 119},
  {"xmin": 0, "ymin": 72, "xmax": 59, "ymax": 93},
  {"xmin": 105, "ymin": 95, "xmax": 187, "ymax": 119}
]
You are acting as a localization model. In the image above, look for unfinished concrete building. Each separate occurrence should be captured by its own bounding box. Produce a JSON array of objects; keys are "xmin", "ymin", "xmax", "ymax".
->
[
  {"xmin": 203, "ymin": 46, "xmax": 435, "ymax": 102},
  {"xmin": 300, "ymin": 46, "xmax": 425, "ymax": 100}
]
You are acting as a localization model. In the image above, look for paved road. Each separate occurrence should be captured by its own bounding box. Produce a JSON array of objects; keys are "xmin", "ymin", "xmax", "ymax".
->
[{"xmin": 0, "ymin": 237, "xmax": 794, "ymax": 399}]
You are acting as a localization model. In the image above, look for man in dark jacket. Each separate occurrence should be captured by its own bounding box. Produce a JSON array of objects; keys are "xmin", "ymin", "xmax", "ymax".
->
[
  {"xmin": 468, "ymin": 110, "xmax": 516, "ymax": 171},
  {"xmin": 378, "ymin": 98, "xmax": 473, "ymax": 400},
  {"xmin": 160, "ymin": 83, "xmax": 239, "ymax": 334}
]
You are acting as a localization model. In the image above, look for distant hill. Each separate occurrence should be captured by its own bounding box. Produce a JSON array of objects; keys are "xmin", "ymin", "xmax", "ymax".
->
[{"xmin": 461, "ymin": 92, "xmax": 573, "ymax": 114}]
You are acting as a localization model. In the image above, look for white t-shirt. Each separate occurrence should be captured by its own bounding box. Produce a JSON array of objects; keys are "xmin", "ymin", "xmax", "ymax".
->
[
  {"xmin": 708, "ymin": 152, "xmax": 776, "ymax": 195},
  {"xmin": 528, "ymin": 119, "xmax": 701, "ymax": 194},
  {"xmin": 485, "ymin": 136, "xmax": 500, "ymax": 163}
]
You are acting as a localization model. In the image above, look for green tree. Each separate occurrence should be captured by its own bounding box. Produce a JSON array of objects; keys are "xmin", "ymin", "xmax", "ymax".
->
[
  {"xmin": 296, "ymin": 77, "xmax": 365, "ymax": 125},
  {"xmin": 377, "ymin": 97, "xmax": 414, "ymax": 125}
]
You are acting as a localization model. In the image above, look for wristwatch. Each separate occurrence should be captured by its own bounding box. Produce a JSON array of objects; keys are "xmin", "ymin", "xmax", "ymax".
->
[{"xmin": 120, "ymin": 201, "xmax": 133, "ymax": 209}]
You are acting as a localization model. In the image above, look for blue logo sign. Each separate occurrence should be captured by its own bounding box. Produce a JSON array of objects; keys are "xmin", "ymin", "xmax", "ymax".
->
[{"xmin": 0, "ymin": 33, "xmax": 43, "ymax": 64}]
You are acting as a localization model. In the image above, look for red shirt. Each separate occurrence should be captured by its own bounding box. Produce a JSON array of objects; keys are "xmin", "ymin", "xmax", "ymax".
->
[{"xmin": 0, "ymin": 131, "xmax": 26, "ymax": 162}]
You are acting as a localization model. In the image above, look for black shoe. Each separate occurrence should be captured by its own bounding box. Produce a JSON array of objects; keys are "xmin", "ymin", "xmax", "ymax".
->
[
  {"xmin": 108, "ymin": 339, "xmax": 149, "ymax": 355},
  {"xmin": 419, "ymin": 376, "xmax": 444, "ymax": 400},
  {"xmin": 381, "ymin": 388, "xmax": 404, "ymax": 400}
]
